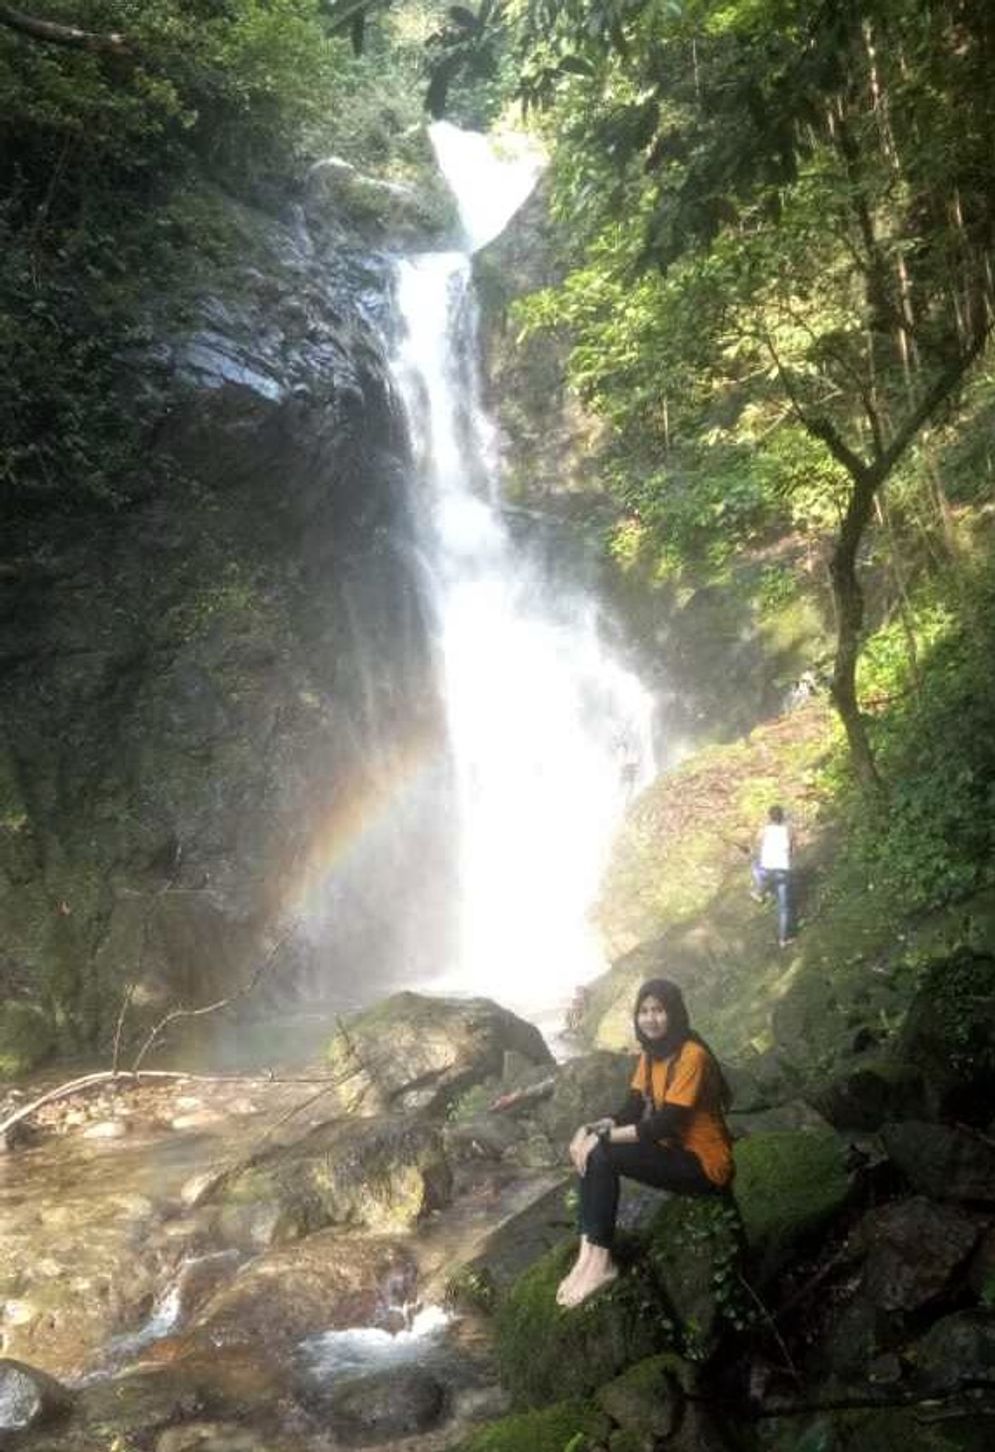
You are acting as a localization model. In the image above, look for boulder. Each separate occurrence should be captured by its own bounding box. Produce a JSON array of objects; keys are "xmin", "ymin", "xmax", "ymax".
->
[
  {"xmin": 644, "ymin": 1196, "xmax": 742, "ymax": 1358},
  {"xmin": 188, "ymin": 1232, "xmax": 417, "ymax": 1350},
  {"xmin": 442, "ymin": 1113, "xmax": 522, "ymax": 1165},
  {"xmin": 723, "ymin": 1053, "xmax": 800, "ymax": 1114},
  {"xmin": 536, "ymin": 1052, "xmax": 633, "ymax": 1150},
  {"xmin": 755, "ymin": 1405, "xmax": 995, "ymax": 1451},
  {"xmin": 317, "ymin": 1366, "xmax": 446, "ymax": 1444},
  {"xmin": 729, "ymin": 1101, "xmax": 834, "ymax": 1137},
  {"xmin": 895, "ymin": 949, "xmax": 995, "ymax": 1123},
  {"xmin": 595, "ymin": 1354, "xmax": 685, "ymax": 1441},
  {"xmin": 882, "ymin": 1121, "xmax": 995, "ymax": 1203},
  {"xmin": 907, "ymin": 1309, "xmax": 995, "ymax": 1392},
  {"xmin": 806, "ymin": 1293, "xmax": 891, "ymax": 1382},
  {"xmin": 451, "ymin": 1178, "xmax": 574, "ymax": 1305},
  {"xmin": 494, "ymin": 1239, "xmax": 677, "ymax": 1408},
  {"xmin": 55, "ymin": 1367, "xmax": 220, "ymax": 1447},
  {"xmin": 493, "ymin": 1194, "xmax": 739, "ymax": 1408},
  {"xmin": 212, "ymin": 1115, "xmax": 451, "ymax": 1248},
  {"xmin": 0, "ymin": 1359, "xmax": 72, "ymax": 1432},
  {"xmin": 807, "ymin": 1060, "xmax": 926, "ymax": 1132},
  {"xmin": 858, "ymin": 1196, "xmax": 980, "ymax": 1312},
  {"xmin": 326, "ymin": 993, "xmax": 553, "ymax": 1116},
  {"xmin": 733, "ymin": 1130, "xmax": 851, "ymax": 1280}
]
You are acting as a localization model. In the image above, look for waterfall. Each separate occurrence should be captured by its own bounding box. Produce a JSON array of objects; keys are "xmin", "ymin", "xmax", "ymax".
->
[{"xmin": 391, "ymin": 124, "xmax": 656, "ymax": 1028}]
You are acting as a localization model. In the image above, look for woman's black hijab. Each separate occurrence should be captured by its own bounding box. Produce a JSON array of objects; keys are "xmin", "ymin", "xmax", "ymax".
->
[{"xmin": 633, "ymin": 978, "xmax": 732, "ymax": 1108}]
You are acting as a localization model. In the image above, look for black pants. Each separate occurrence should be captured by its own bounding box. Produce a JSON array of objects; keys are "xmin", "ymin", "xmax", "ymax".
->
[{"xmin": 578, "ymin": 1140, "xmax": 718, "ymax": 1249}]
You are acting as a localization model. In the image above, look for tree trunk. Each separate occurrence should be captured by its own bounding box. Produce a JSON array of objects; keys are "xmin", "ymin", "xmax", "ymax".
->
[{"xmin": 827, "ymin": 463, "xmax": 883, "ymax": 793}]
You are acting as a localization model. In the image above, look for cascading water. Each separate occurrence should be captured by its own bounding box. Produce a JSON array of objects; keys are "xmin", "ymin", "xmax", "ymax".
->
[{"xmin": 393, "ymin": 125, "xmax": 656, "ymax": 1027}]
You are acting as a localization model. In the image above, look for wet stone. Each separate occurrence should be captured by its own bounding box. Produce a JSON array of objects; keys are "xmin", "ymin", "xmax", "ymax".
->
[
  {"xmin": 317, "ymin": 1365, "xmax": 447, "ymax": 1444},
  {"xmin": 0, "ymin": 1358, "xmax": 72, "ymax": 1431}
]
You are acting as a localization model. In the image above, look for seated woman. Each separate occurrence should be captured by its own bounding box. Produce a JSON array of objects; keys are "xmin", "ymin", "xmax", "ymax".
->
[{"xmin": 556, "ymin": 977, "xmax": 734, "ymax": 1308}]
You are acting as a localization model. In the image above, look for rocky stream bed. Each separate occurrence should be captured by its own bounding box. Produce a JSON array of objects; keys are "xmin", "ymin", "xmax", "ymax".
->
[{"xmin": 2, "ymin": 974, "xmax": 995, "ymax": 1452}]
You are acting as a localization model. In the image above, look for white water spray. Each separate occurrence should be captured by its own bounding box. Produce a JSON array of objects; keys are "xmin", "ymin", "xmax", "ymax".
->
[{"xmin": 394, "ymin": 125, "xmax": 655, "ymax": 1025}]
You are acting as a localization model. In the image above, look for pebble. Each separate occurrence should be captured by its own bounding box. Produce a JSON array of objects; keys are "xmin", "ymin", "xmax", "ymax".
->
[
  {"xmin": 171, "ymin": 1110, "xmax": 225, "ymax": 1132},
  {"xmin": 82, "ymin": 1120, "xmax": 128, "ymax": 1140}
]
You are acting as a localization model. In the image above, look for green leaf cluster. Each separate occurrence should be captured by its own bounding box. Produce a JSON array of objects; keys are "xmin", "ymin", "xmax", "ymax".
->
[{"xmin": 831, "ymin": 558, "xmax": 995, "ymax": 915}]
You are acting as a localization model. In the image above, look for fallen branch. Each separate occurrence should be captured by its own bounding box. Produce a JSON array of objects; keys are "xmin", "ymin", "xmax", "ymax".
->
[
  {"xmin": 0, "ymin": 1067, "xmax": 357, "ymax": 1142},
  {"xmin": 0, "ymin": 4, "xmax": 129, "ymax": 51},
  {"xmin": 489, "ymin": 1075, "xmax": 556, "ymax": 1114},
  {"xmin": 130, "ymin": 926, "xmax": 293, "ymax": 1072}
]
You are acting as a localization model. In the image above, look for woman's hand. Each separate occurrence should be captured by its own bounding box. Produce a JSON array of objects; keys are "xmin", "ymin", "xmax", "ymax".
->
[{"xmin": 569, "ymin": 1120, "xmax": 611, "ymax": 1175}]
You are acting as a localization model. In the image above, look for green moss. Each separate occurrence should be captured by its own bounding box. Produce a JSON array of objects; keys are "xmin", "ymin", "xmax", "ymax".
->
[
  {"xmin": 595, "ymin": 1352, "xmax": 687, "ymax": 1441},
  {"xmin": 495, "ymin": 1240, "xmax": 678, "ymax": 1408},
  {"xmin": 0, "ymin": 1000, "xmax": 55, "ymax": 1079},
  {"xmin": 456, "ymin": 1400, "xmax": 607, "ymax": 1452},
  {"xmin": 733, "ymin": 1131, "xmax": 850, "ymax": 1280}
]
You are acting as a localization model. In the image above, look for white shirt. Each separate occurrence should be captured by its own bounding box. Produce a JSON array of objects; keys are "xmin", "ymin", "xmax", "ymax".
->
[{"xmin": 760, "ymin": 822, "xmax": 791, "ymax": 871}]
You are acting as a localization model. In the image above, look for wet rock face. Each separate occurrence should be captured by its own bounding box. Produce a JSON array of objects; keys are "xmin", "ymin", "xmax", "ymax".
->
[
  {"xmin": 325, "ymin": 993, "xmax": 554, "ymax": 1117},
  {"xmin": 0, "ymin": 1359, "xmax": 72, "ymax": 1433},
  {"xmin": 0, "ymin": 202, "xmax": 454, "ymax": 1059},
  {"xmin": 185, "ymin": 1232, "xmax": 417, "ymax": 1350},
  {"xmin": 213, "ymin": 1114, "xmax": 452, "ymax": 1248},
  {"xmin": 858, "ymin": 1196, "xmax": 981, "ymax": 1312},
  {"xmin": 881, "ymin": 1121, "xmax": 995, "ymax": 1204}
]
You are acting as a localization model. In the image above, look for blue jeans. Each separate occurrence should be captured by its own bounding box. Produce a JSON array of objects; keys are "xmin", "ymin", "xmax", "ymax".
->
[{"xmin": 753, "ymin": 865, "xmax": 793, "ymax": 942}]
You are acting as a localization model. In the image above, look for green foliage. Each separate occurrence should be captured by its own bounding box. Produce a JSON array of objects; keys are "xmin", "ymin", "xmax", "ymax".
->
[
  {"xmin": 0, "ymin": 999, "xmax": 56, "ymax": 1079},
  {"xmin": 830, "ymin": 561, "xmax": 995, "ymax": 915},
  {"xmin": 503, "ymin": 0, "xmax": 995, "ymax": 790},
  {"xmin": 0, "ymin": 1, "xmax": 454, "ymax": 515},
  {"xmin": 903, "ymin": 948, "xmax": 995, "ymax": 1082}
]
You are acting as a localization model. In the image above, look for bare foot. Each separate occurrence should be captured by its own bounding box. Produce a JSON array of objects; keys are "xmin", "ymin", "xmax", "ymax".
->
[
  {"xmin": 554, "ymin": 1266, "xmax": 615, "ymax": 1312},
  {"xmin": 555, "ymin": 1249, "xmax": 589, "ymax": 1306},
  {"xmin": 559, "ymin": 1248, "xmax": 618, "ymax": 1308}
]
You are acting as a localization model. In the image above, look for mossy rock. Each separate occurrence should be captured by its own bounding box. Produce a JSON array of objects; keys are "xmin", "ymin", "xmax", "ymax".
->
[
  {"xmin": 213, "ymin": 1116, "xmax": 451, "ymax": 1247},
  {"xmin": 456, "ymin": 1398, "xmax": 608, "ymax": 1452},
  {"xmin": 326, "ymin": 992, "xmax": 552, "ymax": 1116},
  {"xmin": 494, "ymin": 1240, "xmax": 678, "ymax": 1408},
  {"xmin": 807, "ymin": 1057, "xmax": 927, "ymax": 1132},
  {"xmin": 733, "ymin": 1130, "xmax": 850, "ymax": 1280},
  {"xmin": 0, "ymin": 1001, "xmax": 55, "ymax": 1079},
  {"xmin": 595, "ymin": 1353, "xmax": 686, "ymax": 1440},
  {"xmin": 644, "ymin": 1197, "xmax": 742, "ymax": 1358}
]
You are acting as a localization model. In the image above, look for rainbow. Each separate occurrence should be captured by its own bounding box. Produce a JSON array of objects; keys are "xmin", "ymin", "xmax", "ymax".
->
[{"xmin": 280, "ymin": 715, "xmax": 447, "ymax": 922}]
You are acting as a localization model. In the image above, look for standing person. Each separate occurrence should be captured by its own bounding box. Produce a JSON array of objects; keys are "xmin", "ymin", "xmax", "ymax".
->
[
  {"xmin": 555, "ymin": 979, "xmax": 734, "ymax": 1309},
  {"xmin": 751, "ymin": 804, "xmax": 795, "ymax": 947}
]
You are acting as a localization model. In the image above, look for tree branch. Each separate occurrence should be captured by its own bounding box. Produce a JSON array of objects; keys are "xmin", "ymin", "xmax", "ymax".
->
[
  {"xmin": 0, "ymin": 4, "xmax": 128, "ymax": 50},
  {"xmin": 879, "ymin": 324, "xmax": 992, "ymax": 478}
]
